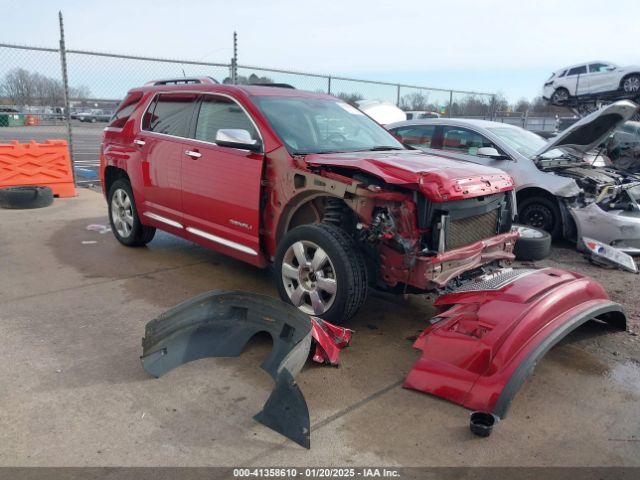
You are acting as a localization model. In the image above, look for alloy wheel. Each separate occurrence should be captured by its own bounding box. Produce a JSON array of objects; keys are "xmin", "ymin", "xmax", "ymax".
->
[
  {"xmin": 623, "ymin": 76, "xmax": 640, "ymax": 93},
  {"xmin": 552, "ymin": 89, "xmax": 569, "ymax": 104},
  {"xmin": 281, "ymin": 240, "xmax": 338, "ymax": 315},
  {"xmin": 111, "ymin": 188, "xmax": 134, "ymax": 238}
]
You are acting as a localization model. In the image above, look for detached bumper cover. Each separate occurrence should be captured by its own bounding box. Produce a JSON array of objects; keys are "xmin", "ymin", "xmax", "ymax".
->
[
  {"xmin": 570, "ymin": 203, "xmax": 640, "ymax": 255},
  {"xmin": 141, "ymin": 291, "xmax": 313, "ymax": 448},
  {"xmin": 404, "ymin": 268, "xmax": 626, "ymax": 417}
]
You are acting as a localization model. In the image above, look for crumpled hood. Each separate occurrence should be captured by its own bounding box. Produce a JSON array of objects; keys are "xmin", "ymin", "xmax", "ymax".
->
[
  {"xmin": 535, "ymin": 100, "xmax": 638, "ymax": 157},
  {"xmin": 305, "ymin": 149, "xmax": 513, "ymax": 202}
]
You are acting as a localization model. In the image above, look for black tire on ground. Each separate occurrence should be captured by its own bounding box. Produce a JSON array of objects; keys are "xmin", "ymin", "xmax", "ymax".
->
[
  {"xmin": 107, "ymin": 178, "xmax": 156, "ymax": 247},
  {"xmin": 0, "ymin": 186, "xmax": 54, "ymax": 209},
  {"xmin": 550, "ymin": 87, "xmax": 570, "ymax": 105},
  {"xmin": 274, "ymin": 223, "xmax": 368, "ymax": 325},
  {"xmin": 518, "ymin": 195, "xmax": 562, "ymax": 240},
  {"xmin": 513, "ymin": 225, "xmax": 552, "ymax": 261}
]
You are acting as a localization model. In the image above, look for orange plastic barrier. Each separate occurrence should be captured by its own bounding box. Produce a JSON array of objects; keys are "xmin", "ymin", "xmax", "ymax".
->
[
  {"xmin": 24, "ymin": 115, "xmax": 40, "ymax": 126},
  {"xmin": 0, "ymin": 140, "xmax": 76, "ymax": 197}
]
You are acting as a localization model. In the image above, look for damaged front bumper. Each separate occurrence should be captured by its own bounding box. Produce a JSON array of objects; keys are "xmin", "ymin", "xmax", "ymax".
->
[
  {"xmin": 379, "ymin": 231, "xmax": 519, "ymax": 290},
  {"xmin": 404, "ymin": 267, "xmax": 626, "ymax": 417},
  {"xmin": 570, "ymin": 202, "xmax": 640, "ymax": 255}
]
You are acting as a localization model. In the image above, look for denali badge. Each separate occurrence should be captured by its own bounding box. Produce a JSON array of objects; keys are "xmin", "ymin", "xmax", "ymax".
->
[{"xmin": 229, "ymin": 219, "xmax": 252, "ymax": 230}]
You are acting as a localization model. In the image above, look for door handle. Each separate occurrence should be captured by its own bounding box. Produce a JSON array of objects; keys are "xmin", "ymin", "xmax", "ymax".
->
[
  {"xmin": 185, "ymin": 150, "xmax": 202, "ymax": 159},
  {"xmin": 133, "ymin": 139, "xmax": 146, "ymax": 146}
]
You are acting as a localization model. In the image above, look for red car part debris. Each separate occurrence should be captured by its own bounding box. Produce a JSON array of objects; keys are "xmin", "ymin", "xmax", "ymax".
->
[
  {"xmin": 404, "ymin": 267, "xmax": 626, "ymax": 418},
  {"xmin": 310, "ymin": 317, "xmax": 352, "ymax": 365}
]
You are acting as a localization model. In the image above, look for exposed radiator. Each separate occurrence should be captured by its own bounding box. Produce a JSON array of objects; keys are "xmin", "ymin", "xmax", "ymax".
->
[{"xmin": 446, "ymin": 209, "xmax": 499, "ymax": 249}]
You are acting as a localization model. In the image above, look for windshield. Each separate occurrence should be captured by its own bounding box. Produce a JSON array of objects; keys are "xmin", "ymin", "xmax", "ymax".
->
[
  {"xmin": 487, "ymin": 126, "xmax": 565, "ymax": 159},
  {"xmin": 253, "ymin": 96, "xmax": 405, "ymax": 155}
]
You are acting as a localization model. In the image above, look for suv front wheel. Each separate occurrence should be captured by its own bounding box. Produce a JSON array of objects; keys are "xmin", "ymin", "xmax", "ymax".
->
[
  {"xmin": 274, "ymin": 223, "xmax": 368, "ymax": 324},
  {"xmin": 108, "ymin": 179, "xmax": 156, "ymax": 247}
]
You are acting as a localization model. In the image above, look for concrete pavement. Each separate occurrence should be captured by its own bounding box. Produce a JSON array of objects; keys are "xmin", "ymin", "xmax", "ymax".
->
[{"xmin": 0, "ymin": 188, "xmax": 639, "ymax": 466}]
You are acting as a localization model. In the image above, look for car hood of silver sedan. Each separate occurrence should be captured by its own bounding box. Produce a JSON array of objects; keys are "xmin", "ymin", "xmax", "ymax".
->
[{"xmin": 534, "ymin": 100, "xmax": 639, "ymax": 158}]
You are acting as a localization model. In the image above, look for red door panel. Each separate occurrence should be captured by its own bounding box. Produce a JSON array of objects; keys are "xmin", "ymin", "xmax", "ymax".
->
[
  {"xmin": 180, "ymin": 139, "xmax": 264, "ymax": 265},
  {"xmin": 137, "ymin": 134, "xmax": 182, "ymax": 224},
  {"xmin": 179, "ymin": 93, "xmax": 266, "ymax": 265}
]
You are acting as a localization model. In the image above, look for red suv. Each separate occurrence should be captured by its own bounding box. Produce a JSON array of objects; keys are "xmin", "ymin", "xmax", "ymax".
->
[{"xmin": 100, "ymin": 77, "xmax": 518, "ymax": 323}]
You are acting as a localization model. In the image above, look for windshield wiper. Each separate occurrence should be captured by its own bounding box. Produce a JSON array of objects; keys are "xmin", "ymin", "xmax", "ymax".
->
[{"xmin": 358, "ymin": 146, "xmax": 405, "ymax": 152}]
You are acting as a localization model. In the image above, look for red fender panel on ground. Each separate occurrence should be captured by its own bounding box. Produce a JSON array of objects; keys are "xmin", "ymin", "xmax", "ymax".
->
[{"xmin": 403, "ymin": 268, "xmax": 626, "ymax": 417}]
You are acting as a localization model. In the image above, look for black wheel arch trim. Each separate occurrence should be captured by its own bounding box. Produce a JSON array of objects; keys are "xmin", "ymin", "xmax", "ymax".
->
[{"xmin": 492, "ymin": 301, "xmax": 626, "ymax": 418}]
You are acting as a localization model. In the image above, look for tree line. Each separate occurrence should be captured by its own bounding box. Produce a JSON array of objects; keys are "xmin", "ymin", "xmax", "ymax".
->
[{"xmin": 0, "ymin": 68, "xmax": 91, "ymax": 107}]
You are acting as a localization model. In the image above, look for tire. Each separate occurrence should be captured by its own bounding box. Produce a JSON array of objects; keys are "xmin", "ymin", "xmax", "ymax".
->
[
  {"xmin": 0, "ymin": 186, "xmax": 53, "ymax": 209},
  {"xmin": 512, "ymin": 225, "xmax": 552, "ymax": 261},
  {"xmin": 622, "ymin": 74, "xmax": 640, "ymax": 95},
  {"xmin": 274, "ymin": 223, "xmax": 368, "ymax": 324},
  {"xmin": 107, "ymin": 179, "xmax": 156, "ymax": 247},
  {"xmin": 518, "ymin": 196, "xmax": 562, "ymax": 240},
  {"xmin": 550, "ymin": 88, "xmax": 570, "ymax": 105}
]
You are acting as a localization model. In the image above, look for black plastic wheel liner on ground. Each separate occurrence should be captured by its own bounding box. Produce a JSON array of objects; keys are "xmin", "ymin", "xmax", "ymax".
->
[
  {"xmin": 140, "ymin": 290, "xmax": 313, "ymax": 449},
  {"xmin": 0, "ymin": 185, "xmax": 53, "ymax": 209}
]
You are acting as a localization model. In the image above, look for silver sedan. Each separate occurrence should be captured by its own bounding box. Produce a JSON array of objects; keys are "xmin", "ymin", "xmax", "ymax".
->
[{"xmin": 387, "ymin": 101, "xmax": 640, "ymax": 254}]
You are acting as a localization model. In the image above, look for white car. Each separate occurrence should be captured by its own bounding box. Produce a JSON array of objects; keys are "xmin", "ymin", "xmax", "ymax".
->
[
  {"xmin": 543, "ymin": 61, "xmax": 640, "ymax": 105},
  {"xmin": 355, "ymin": 100, "xmax": 406, "ymax": 125}
]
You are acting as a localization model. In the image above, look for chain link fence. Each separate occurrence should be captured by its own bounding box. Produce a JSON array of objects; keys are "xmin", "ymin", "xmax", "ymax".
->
[{"xmin": 0, "ymin": 41, "xmax": 496, "ymax": 181}]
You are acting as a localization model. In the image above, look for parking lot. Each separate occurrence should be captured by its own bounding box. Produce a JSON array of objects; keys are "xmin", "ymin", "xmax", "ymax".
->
[{"xmin": 1, "ymin": 188, "xmax": 639, "ymax": 467}]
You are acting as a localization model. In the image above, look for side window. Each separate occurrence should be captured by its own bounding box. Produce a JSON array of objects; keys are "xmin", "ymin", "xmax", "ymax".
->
[
  {"xmin": 441, "ymin": 127, "xmax": 495, "ymax": 155},
  {"xmin": 194, "ymin": 95, "xmax": 258, "ymax": 144},
  {"xmin": 392, "ymin": 125, "xmax": 436, "ymax": 148},
  {"xmin": 109, "ymin": 91, "xmax": 143, "ymax": 128},
  {"xmin": 588, "ymin": 63, "xmax": 608, "ymax": 73},
  {"xmin": 567, "ymin": 65, "xmax": 587, "ymax": 76},
  {"xmin": 143, "ymin": 93, "xmax": 196, "ymax": 137}
]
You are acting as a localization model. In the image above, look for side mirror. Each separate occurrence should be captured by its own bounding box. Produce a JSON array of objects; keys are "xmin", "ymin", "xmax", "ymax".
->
[
  {"xmin": 215, "ymin": 129, "xmax": 261, "ymax": 152},
  {"xmin": 477, "ymin": 147, "xmax": 505, "ymax": 159}
]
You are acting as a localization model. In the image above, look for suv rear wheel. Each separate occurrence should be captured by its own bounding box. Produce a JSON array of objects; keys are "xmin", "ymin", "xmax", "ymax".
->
[
  {"xmin": 108, "ymin": 179, "xmax": 156, "ymax": 247},
  {"xmin": 274, "ymin": 223, "xmax": 367, "ymax": 324}
]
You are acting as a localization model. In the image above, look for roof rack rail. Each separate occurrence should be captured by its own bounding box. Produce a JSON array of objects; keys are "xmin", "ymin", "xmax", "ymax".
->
[
  {"xmin": 247, "ymin": 83, "xmax": 296, "ymax": 89},
  {"xmin": 145, "ymin": 77, "xmax": 219, "ymax": 86}
]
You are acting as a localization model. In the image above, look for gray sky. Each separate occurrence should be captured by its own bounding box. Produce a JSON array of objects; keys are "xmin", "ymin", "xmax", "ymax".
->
[{"xmin": 4, "ymin": 0, "xmax": 639, "ymax": 101}]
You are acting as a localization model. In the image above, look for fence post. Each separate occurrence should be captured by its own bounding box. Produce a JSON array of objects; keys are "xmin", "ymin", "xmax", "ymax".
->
[
  {"xmin": 396, "ymin": 85, "xmax": 401, "ymax": 106},
  {"xmin": 327, "ymin": 76, "xmax": 332, "ymax": 94},
  {"xmin": 448, "ymin": 90, "xmax": 453, "ymax": 118},
  {"xmin": 230, "ymin": 31, "xmax": 238, "ymax": 84},
  {"xmin": 58, "ymin": 11, "xmax": 75, "ymax": 185}
]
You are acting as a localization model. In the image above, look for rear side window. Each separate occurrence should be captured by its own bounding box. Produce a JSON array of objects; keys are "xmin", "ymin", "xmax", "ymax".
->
[
  {"xmin": 109, "ymin": 91, "xmax": 143, "ymax": 128},
  {"xmin": 391, "ymin": 125, "xmax": 436, "ymax": 148},
  {"xmin": 143, "ymin": 93, "xmax": 197, "ymax": 137},
  {"xmin": 589, "ymin": 63, "xmax": 609, "ymax": 73},
  {"xmin": 441, "ymin": 126, "xmax": 495, "ymax": 155},
  {"xmin": 567, "ymin": 66, "xmax": 587, "ymax": 76},
  {"xmin": 194, "ymin": 95, "xmax": 258, "ymax": 143}
]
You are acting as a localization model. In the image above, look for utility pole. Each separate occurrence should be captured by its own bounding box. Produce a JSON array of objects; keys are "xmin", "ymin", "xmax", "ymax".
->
[
  {"xmin": 230, "ymin": 31, "xmax": 238, "ymax": 84},
  {"xmin": 58, "ymin": 11, "xmax": 76, "ymax": 185}
]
